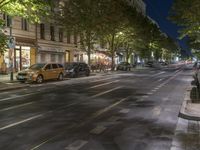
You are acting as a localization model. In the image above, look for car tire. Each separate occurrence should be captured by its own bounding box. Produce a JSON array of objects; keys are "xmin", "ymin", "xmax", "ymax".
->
[
  {"xmin": 70, "ymin": 71, "xmax": 77, "ymax": 78},
  {"xmin": 86, "ymin": 71, "xmax": 90, "ymax": 76},
  {"xmin": 36, "ymin": 75, "xmax": 43, "ymax": 84},
  {"xmin": 58, "ymin": 73, "xmax": 64, "ymax": 80}
]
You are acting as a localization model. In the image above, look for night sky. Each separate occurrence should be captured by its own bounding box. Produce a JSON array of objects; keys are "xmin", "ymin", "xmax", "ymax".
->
[{"xmin": 144, "ymin": 0, "xmax": 189, "ymax": 53}]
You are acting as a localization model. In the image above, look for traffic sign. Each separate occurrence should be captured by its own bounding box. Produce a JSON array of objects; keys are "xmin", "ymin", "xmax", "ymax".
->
[{"xmin": 8, "ymin": 36, "xmax": 15, "ymax": 49}]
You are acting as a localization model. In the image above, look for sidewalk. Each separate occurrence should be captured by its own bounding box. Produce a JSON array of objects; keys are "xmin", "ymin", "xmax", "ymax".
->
[
  {"xmin": 179, "ymin": 86, "xmax": 200, "ymax": 121},
  {"xmin": 0, "ymin": 73, "xmax": 29, "ymax": 91},
  {"xmin": 170, "ymin": 85, "xmax": 200, "ymax": 150}
]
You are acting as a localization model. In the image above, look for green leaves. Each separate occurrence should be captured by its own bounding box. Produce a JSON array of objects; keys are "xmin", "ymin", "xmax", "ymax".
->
[
  {"xmin": 0, "ymin": 0, "xmax": 52, "ymax": 23},
  {"xmin": 0, "ymin": 19, "xmax": 7, "ymax": 54},
  {"xmin": 169, "ymin": 0, "xmax": 200, "ymax": 51}
]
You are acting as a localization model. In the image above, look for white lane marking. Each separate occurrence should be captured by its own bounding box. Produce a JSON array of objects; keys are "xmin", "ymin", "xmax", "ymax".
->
[
  {"xmin": 90, "ymin": 126, "xmax": 106, "ymax": 134},
  {"xmin": 154, "ymin": 87, "xmax": 159, "ymax": 90},
  {"xmin": 151, "ymin": 71, "xmax": 165, "ymax": 77},
  {"xmin": 158, "ymin": 78, "xmax": 163, "ymax": 81},
  {"xmin": 107, "ymin": 116, "xmax": 120, "ymax": 122},
  {"xmin": 91, "ymin": 97, "xmax": 129, "ymax": 119},
  {"xmin": 65, "ymin": 140, "xmax": 88, "ymax": 150},
  {"xmin": 0, "ymin": 114, "xmax": 43, "ymax": 131},
  {"xmin": 147, "ymin": 92, "xmax": 153, "ymax": 95},
  {"xmin": 152, "ymin": 106, "xmax": 161, "ymax": 116},
  {"xmin": 0, "ymin": 93, "xmax": 37, "ymax": 102},
  {"xmin": 0, "ymin": 102, "xmax": 35, "ymax": 112},
  {"xmin": 162, "ymin": 97, "xmax": 169, "ymax": 101},
  {"xmin": 142, "ymin": 95, "xmax": 149, "ymax": 98},
  {"xmin": 90, "ymin": 77, "xmax": 114, "ymax": 83},
  {"xmin": 152, "ymin": 89, "xmax": 157, "ymax": 92},
  {"xmin": 90, "ymin": 86, "xmax": 122, "ymax": 98},
  {"xmin": 119, "ymin": 108, "xmax": 130, "ymax": 114},
  {"xmin": 31, "ymin": 97, "xmax": 129, "ymax": 149},
  {"xmin": 87, "ymin": 80, "xmax": 119, "ymax": 89}
]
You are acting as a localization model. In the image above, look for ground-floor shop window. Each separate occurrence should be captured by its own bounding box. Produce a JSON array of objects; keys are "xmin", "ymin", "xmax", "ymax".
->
[{"xmin": 3, "ymin": 46, "xmax": 31, "ymax": 72}]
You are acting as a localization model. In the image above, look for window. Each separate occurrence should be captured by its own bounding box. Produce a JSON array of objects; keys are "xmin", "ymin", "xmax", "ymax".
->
[
  {"xmin": 21, "ymin": 18, "xmax": 28, "ymax": 31},
  {"xmin": 45, "ymin": 64, "xmax": 52, "ymax": 70},
  {"xmin": 51, "ymin": 54, "xmax": 56, "ymax": 62},
  {"xmin": 52, "ymin": 64, "xmax": 58, "ymax": 69},
  {"xmin": 67, "ymin": 31, "xmax": 71, "ymax": 44},
  {"xmin": 59, "ymin": 28, "xmax": 63, "ymax": 42},
  {"xmin": 3, "ymin": 14, "xmax": 11, "ymax": 27},
  {"xmin": 41, "ymin": 53, "xmax": 46, "ymax": 62},
  {"xmin": 74, "ymin": 32, "xmax": 77, "ymax": 45},
  {"xmin": 50, "ymin": 25, "xmax": 55, "ymax": 41},
  {"xmin": 40, "ymin": 23, "xmax": 45, "ymax": 39},
  {"xmin": 58, "ymin": 64, "xmax": 63, "ymax": 68}
]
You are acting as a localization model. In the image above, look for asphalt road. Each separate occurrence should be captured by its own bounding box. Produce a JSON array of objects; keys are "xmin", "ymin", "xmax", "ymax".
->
[{"xmin": 0, "ymin": 68, "xmax": 192, "ymax": 150}]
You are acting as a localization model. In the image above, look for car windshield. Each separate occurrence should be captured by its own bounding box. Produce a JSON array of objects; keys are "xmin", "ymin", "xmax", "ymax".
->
[
  {"xmin": 65, "ymin": 63, "xmax": 78, "ymax": 70},
  {"xmin": 29, "ymin": 63, "xmax": 46, "ymax": 70}
]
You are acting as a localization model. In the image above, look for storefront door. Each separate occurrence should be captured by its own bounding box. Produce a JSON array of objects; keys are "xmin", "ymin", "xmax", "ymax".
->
[{"xmin": 14, "ymin": 49, "xmax": 21, "ymax": 72}]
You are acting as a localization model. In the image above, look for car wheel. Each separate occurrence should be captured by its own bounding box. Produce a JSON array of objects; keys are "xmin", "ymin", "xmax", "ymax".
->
[
  {"xmin": 70, "ymin": 71, "xmax": 77, "ymax": 78},
  {"xmin": 58, "ymin": 73, "xmax": 64, "ymax": 80},
  {"xmin": 36, "ymin": 75, "xmax": 43, "ymax": 84},
  {"xmin": 85, "ymin": 71, "xmax": 90, "ymax": 76}
]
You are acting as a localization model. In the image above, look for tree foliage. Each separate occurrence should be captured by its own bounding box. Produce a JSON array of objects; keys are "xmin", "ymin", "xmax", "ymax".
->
[
  {"xmin": 0, "ymin": 0, "xmax": 52, "ymax": 23},
  {"xmin": 169, "ymin": 0, "xmax": 200, "ymax": 51}
]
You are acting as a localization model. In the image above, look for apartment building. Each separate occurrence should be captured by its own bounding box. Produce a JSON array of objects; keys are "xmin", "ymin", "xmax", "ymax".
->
[{"xmin": 0, "ymin": 14, "xmax": 81, "ymax": 73}]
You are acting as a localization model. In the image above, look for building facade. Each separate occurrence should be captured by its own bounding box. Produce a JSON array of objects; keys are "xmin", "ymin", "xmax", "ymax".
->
[{"xmin": 0, "ymin": 14, "xmax": 81, "ymax": 73}]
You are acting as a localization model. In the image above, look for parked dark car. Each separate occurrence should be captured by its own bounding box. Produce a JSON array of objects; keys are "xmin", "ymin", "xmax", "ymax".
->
[
  {"xmin": 116, "ymin": 62, "xmax": 131, "ymax": 71},
  {"xmin": 64, "ymin": 62, "xmax": 90, "ymax": 78}
]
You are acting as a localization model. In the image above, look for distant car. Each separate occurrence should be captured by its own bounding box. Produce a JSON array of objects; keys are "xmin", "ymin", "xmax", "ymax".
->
[
  {"xmin": 159, "ymin": 61, "xmax": 168, "ymax": 66},
  {"xmin": 16, "ymin": 63, "xmax": 64, "ymax": 83},
  {"xmin": 144, "ymin": 61, "xmax": 154, "ymax": 67},
  {"xmin": 65, "ymin": 62, "xmax": 90, "ymax": 78},
  {"xmin": 116, "ymin": 62, "xmax": 131, "ymax": 71}
]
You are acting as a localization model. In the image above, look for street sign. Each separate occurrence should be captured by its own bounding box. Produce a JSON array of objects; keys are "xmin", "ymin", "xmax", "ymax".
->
[{"xmin": 8, "ymin": 36, "xmax": 15, "ymax": 49}]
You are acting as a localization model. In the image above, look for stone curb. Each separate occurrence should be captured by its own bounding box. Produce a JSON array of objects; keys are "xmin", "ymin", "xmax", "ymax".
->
[{"xmin": 178, "ymin": 86, "xmax": 200, "ymax": 121}]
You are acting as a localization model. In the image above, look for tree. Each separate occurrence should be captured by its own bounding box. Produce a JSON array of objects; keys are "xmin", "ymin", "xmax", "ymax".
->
[
  {"xmin": 0, "ymin": 0, "xmax": 52, "ymax": 22},
  {"xmin": 98, "ymin": 1, "xmax": 139, "ymax": 70},
  {"xmin": 0, "ymin": 19, "xmax": 7, "ymax": 54},
  {"xmin": 169, "ymin": 0, "xmax": 200, "ymax": 51}
]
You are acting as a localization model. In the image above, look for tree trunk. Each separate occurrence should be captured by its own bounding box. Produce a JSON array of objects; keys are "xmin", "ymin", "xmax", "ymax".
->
[
  {"xmin": 86, "ymin": 31, "xmax": 91, "ymax": 65},
  {"xmin": 111, "ymin": 33, "xmax": 115, "ymax": 71}
]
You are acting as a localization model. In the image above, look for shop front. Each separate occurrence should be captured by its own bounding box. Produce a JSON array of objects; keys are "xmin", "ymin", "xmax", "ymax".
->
[{"xmin": 0, "ymin": 45, "xmax": 35, "ymax": 74}]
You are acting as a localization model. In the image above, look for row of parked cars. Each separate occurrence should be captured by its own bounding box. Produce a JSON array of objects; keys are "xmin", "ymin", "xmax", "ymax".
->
[
  {"xmin": 16, "ymin": 60, "xmax": 167, "ymax": 83},
  {"xmin": 16, "ymin": 62, "xmax": 90, "ymax": 83}
]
